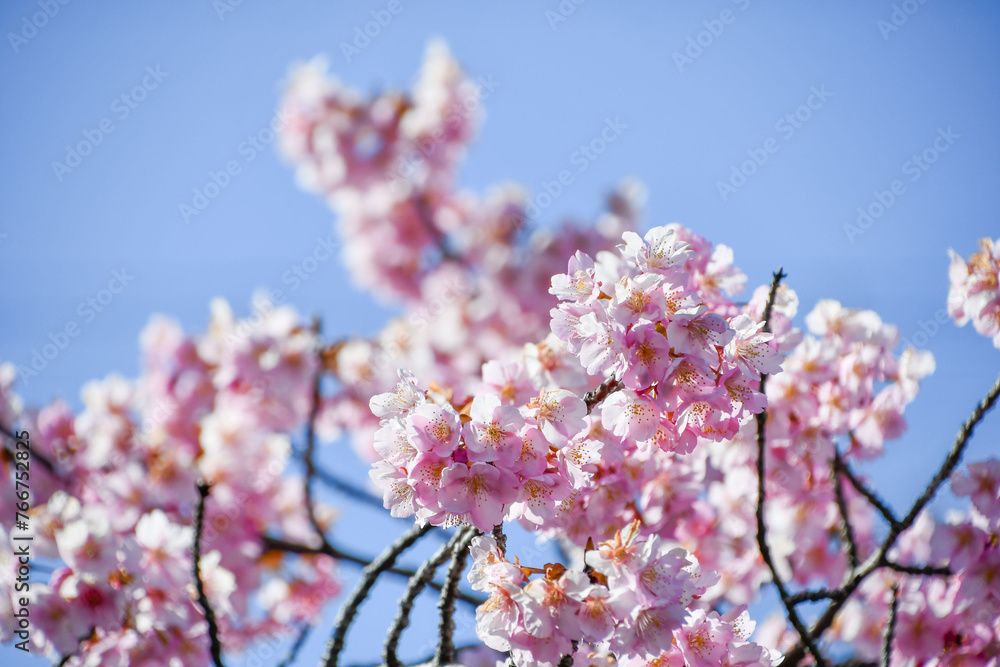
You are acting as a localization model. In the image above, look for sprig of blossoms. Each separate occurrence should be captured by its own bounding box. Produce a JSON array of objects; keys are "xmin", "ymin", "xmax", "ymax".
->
[
  {"xmin": 467, "ymin": 524, "xmax": 777, "ymax": 666},
  {"xmin": 948, "ymin": 237, "xmax": 1000, "ymax": 348}
]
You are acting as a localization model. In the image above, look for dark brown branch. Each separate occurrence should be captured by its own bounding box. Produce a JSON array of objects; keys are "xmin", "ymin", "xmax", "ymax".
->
[
  {"xmin": 1, "ymin": 421, "xmax": 59, "ymax": 477},
  {"xmin": 56, "ymin": 626, "xmax": 96, "ymax": 666},
  {"xmin": 313, "ymin": 462, "xmax": 389, "ymax": 511},
  {"xmin": 194, "ymin": 482, "xmax": 225, "ymax": 667},
  {"xmin": 304, "ymin": 318, "xmax": 329, "ymax": 546},
  {"xmin": 832, "ymin": 449, "xmax": 860, "ymax": 571},
  {"xmin": 584, "ymin": 377, "xmax": 621, "ymax": 414},
  {"xmin": 434, "ymin": 527, "xmax": 478, "ymax": 666},
  {"xmin": 788, "ymin": 589, "xmax": 836, "ymax": 605},
  {"xmin": 414, "ymin": 194, "xmax": 462, "ymax": 264},
  {"xmin": 321, "ymin": 522, "xmax": 433, "ymax": 667},
  {"xmin": 491, "ymin": 523, "xmax": 507, "ymax": 556},
  {"xmin": 260, "ymin": 534, "xmax": 486, "ymax": 607},
  {"xmin": 385, "ymin": 530, "xmax": 467, "ymax": 667},
  {"xmin": 880, "ymin": 584, "xmax": 899, "ymax": 667},
  {"xmin": 884, "ymin": 561, "xmax": 951, "ymax": 577},
  {"xmin": 835, "ymin": 453, "xmax": 900, "ymax": 529},
  {"xmin": 277, "ymin": 625, "xmax": 311, "ymax": 667},
  {"xmin": 781, "ymin": 370, "xmax": 1000, "ymax": 666},
  {"xmin": 754, "ymin": 270, "xmax": 829, "ymax": 667}
]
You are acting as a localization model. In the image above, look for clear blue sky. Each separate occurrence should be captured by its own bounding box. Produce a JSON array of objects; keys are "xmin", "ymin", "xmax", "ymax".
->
[{"xmin": 2, "ymin": 1, "xmax": 1000, "ymax": 665}]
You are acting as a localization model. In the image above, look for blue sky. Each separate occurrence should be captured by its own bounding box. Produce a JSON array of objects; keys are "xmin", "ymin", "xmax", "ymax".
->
[{"xmin": 2, "ymin": 1, "xmax": 1000, "ymax": 665}]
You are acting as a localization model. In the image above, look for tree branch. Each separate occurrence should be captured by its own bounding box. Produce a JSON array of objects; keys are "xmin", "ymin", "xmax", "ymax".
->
[
  {"xmin": 304, "ymin": 318, "xmax": 330, "ymax": 547},
  {"xmin": 835, "ymin": 452, "xmax": 900, "ymax": 529},
  {"xmin": 832, "ymin": 449, "xmax": 860, "ymax": 571},
  {"xmin": 781, "ymin": 370, "xmax": 1000, "ymax": 665},
  {"xmin": 313, "ymin": 462, "xmax": 389, "ymax": 512},
  {"xmin": 321, "ymin": 522, "xmax": 433, "ymax": 667},
  {"xmin": 1, "ymin": 420, "xmax": 60, "ymax": 477},
  {"xmin": 261, "ymin": 534, "xmax": 486, "ymax": 607},
  {"xmin": 754, "ymin": 270, "xmax": 829, "ymax": 667},
  {"xmin": 194, "ymin": 481, "xmax": 225, "ymax": 667},
  {"xmin": 584, "ymin": 377, "xmax": 621, "ymax": 414},
  {"xmin": 277, "ymin": 625, "xmax": 311, "ymax": 667},
  {"xmin": 880, "ymin": 584, "xmax": 899, "ymax": 667},
  {"xmin": 434, "ymin": 527, "xmax": 478, "ymax": 666},
  {"xmin": 385, "ymin": 529, "xmax": 468, "ymax": 667},
  {"xmin": 884, "ymin": 561, "xmax": 950, "ymax": 577}
]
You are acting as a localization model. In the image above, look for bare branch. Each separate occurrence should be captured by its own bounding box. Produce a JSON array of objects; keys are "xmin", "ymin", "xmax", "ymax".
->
[
  {"xmin": 303, "ymin": 318, "xmax": 329, "ymax": 546},
  {"xmin": 788, "ymin": 589, "xmax": 836, "ymax": 605},
  {"xmin": 884, "ymin": 561, "xmax": 950, "ymax": 577},
  {"xmin": 832, "ymin": 449, "xmax": 860, "ymax": 571},
  {"xmin": 754, "ymin": 270, "xmax": 829, "ymax": 667},
  {"xmin": 491, "ymin": 523, "xmax": 507, "ymax": 556},
  {"xmin": 194, "ymin": 481, "xmax": 225, "ymax": 667},
  {"xmin": 260, "ymin": 534, "xmax": 486, "ymax": 607},
  {"xmin": 385, "ymin": 530, "xmax": 468, "ymax": 667},
  {"xmin": 880, "ymin": 584, "xmax": 899, "ymax": 667},
  {"xmin": 313, "ymin": 462, "xmax": 389, "ymax": 511},
  {"xmin": 277, "ymin": 625, "xmax": 311, "ymax": 667},
  {"xmin": 321, "ymin": 522, "xmax": 433, "ymax": 667},
  {"xmin": 434, "ymin": 527, "xmax": 479, "ymax": 666},
  {"xmin": 835, "ymin": 453, "xmax": 900, "ymax": 529},
  {"xmin": 584, "ymin": 377, "xmax": 621, "ymax": 414},
  {"xmin": 1, "ymin": 421, "xmax": 60, "ymax": 477},
  {"xmin": 781, "ymin": 370, "xmax": 1000, "ymax": 665}
]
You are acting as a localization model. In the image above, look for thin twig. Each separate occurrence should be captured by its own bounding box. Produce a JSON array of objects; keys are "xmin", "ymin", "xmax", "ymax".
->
[
  {"xmin": 194, "ymin": 481, "xmax": 225, "ymax": 667},
  {"xmin": 788, "ymin": 589, "xmax": 836, "ymax": 605},
  {"xmin": 321, "ymin": 522, "xmax": 433, "ymax": 667},
  {"xmin": 313, "ymin": 463, "xmax": 389, "ymax": 511},
  {"xmin": 881, "ymin": 584, "xmax": 899, "ymax": 667},
  {"xmin": 781, "ymin": 371, "xmax": 1000, "ymax": 665},
  {"xmin": 832, "ymin": 449, "xmax": 861, "ymax": 571},
  {"xmin": 434, "ymin": 527, "xmax": 478, "ymax": 666},
  {"xmin": 385, "ymin": 530, "xmax": 468, "ymax": 667},
  {"xmin": 754, "ymin": 270, "xmax": 828, "ymax": 667},
  {"xmin": 260, "ymin": 534, "xmax": 486, "ymax": 606},
  {"xmin": 304, "ymin": 318, "xmax": 329, "ymax": 545},
  {"xmin": 584, "ymin": 377, "xmax": 621, "ymax": 414},
  {"xmin": 276, "ymin": 625, "xmax": 311, "ymax": 667},
  {"xmin": 835, "ymin": 454, "xmax": 900, "ymax": 529},
  {"xmin": 491, "ymin": 524, "xmax": 507, "ymax": 556},
  {"xmin": 884, "ymin": 562, "xmax": 950, "ymax": 577},
  {"xmin": 55, "ymin": 626, "xmax": 96, "ymax": 666},
  {"xmin": 414, "ymin": 194, "xmax": 462, "ymax": 264},
  {"xmin": 1, "ymin": 421, "xmax": 59, "ymax": 476}
]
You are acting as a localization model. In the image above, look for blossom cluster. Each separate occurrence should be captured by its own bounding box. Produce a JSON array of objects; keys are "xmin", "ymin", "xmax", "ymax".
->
[
  {"xmin": 367, "ymin": 224, "xmax": 782, "ymax": 534},
  {"xmin": 0, "ymin": 297, "xmax": 340, "ymax": 664},
  {"xmin": 467, "ymin": 525, "xmax": 776, "ymax": 666},
  {"xmin": 280, "ymin": 42, "xmax": 643, "ymax": 463},
  {"xmin": 550, "ymin": 225, "xmax": 781, "ymax": 448},
  {"xmin": 948, "ymin": 237, "xmax": 1000, "ymax": 348}
]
